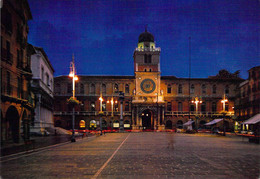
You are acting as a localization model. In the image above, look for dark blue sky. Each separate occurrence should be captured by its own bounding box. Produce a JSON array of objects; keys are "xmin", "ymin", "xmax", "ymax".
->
[{"xmin": 27, "ymin": 0, "xmax": 259, "ymax": 79}]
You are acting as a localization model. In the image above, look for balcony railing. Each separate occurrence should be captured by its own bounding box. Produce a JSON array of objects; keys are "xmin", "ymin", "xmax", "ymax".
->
[
  {"xmin": 135, "ymin": 47, "xmax": 161, "ymax": 52},
  {"xmin": 54, "ymin": 111, "xmax": 132, "ymax": 116},
  {"xmin": 1, "ymin": 84, "xmax": 28, "ymax": 100},
  {"xmin": 164, "ymin": 111, "xmax": 234, "ymax": 117}
]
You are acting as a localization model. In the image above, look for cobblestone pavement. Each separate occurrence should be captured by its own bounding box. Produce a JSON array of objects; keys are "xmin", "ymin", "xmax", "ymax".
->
[{"xmin": 1, "ymin": 133, "xmax": 259, "ymax": 178}]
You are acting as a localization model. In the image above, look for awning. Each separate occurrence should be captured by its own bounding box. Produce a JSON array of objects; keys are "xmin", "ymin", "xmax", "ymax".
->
[
  {"xmin": 242, "ymin": 114, "xmax": 260, "ymax": 124},
  {"xmin": 204, "ymin": 119, "xmax": 223, "ymax": 126},
  {"xmin": 183, "ymin": 120, "xmax": 194, "ymax": 126}
]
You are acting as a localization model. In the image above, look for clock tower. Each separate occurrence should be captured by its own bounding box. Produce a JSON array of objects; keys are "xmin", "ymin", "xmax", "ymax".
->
[{"xmin": 132, "ymin": 29, "xmax": 165, "ymax": 130}]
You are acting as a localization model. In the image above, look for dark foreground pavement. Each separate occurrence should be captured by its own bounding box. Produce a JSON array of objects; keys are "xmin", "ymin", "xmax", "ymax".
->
[{"xmin": 1, "ymin": 133, "xmax": 259, "ymax": 178}]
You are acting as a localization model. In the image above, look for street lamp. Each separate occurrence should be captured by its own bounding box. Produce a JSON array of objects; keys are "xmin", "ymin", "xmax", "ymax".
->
[
  {"xmin": 107, "ymin": 97, "xmax": 115, "ymax": 117},
  {"xmin": 221, "ymin": 94, "xmax": 228, "ymax": 136},
  {"xmin": 191, "ymin": 97, "xmax": 202, "ymax": 132},
  {"xmin": 69, "ymin": 54, "xmax": 78, "ymax": 142},
  {"xmin": 98, "ymin": 95, "xmax": 104, "ymax": 134}
]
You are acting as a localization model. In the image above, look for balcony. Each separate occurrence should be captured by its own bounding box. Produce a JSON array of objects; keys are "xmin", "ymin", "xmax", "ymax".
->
[
  {"xmin": 164, "ymin": 111, "xmax": 234, "ymax": 117},
  {"xmin": 53, "ymin": 111, "xmax": 131, "ymax": 116},
  {"xmin": 135, "ymin": 47, "xmax": 161, "ymax": 52}
]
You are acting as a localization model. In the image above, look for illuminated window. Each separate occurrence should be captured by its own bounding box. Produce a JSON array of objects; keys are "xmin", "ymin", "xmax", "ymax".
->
[{"xmin": 114, "ymin": 84, "xmax": 119, "ymax": 93}]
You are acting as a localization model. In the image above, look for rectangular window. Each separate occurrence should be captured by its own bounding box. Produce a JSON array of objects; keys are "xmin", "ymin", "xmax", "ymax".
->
[
  {"xmin": 102, "ymin": 101, "xmax": 106, "ymax": 111},
  {"xmin": 7, "ymin": 71, "xmax": 11, "ymax": 95},
  {"xmin": 167, "ymin": 85, "xmax": 171, "ymax": 94},
  {"xmin": 46, "ymin": 73, "xmax": 49, "ymax": 86},
  {"xmin": 67, "ymin": 83, "xmax": 72, "ymax": 93},
  {"xmin": 178, "ymin": 102, "xmax": 183, "ymax": 111},
  {"xmin": 125, "ymin": 102, "xmax": 130, "ymax": 111},
  {"xmin": 167, "ymin": 102, "xmax": 172, "ymax": 111},
  {"xmin": 190, "ymin": 104, "xmax": 195, "ymax": 112},
  {"xmin": 41, "ymin": 67, "xmax": 44, "ymax": 82},
  {"xmin": 125, "ymin": 84, "xmax": 129, "ymax": 94},
  {"xmin": 6, "ymin": 40, "xmax": 12, "ymax": 63}
]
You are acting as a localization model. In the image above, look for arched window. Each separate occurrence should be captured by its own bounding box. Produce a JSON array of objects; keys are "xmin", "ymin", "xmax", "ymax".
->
[
  {"xmin": 114, "ymin": 84, "xmax": 119, "ymax": 93},
  {"xmin": 167, "ymin": 84, "xmax": 171, "ymax": 94},
  {"xmin": 202, "ymin": 84, "xmax": 206, "ymax": 94},
  {"xmin": 102, "ymin": 84, "xmax": 106, "ymax": 95},
  {"xmin": 125, "ymin": 84, "xmax": 129, "ymax": 94},
  {"xmin": 178, "ymin": 84, "xmax": 182, "ymax": 94},
  {"xmin": 90, "ymin": 83, "xmax": 95, "ymax": 94},
  {"xmin": 225, "ymin": 85, "xmax": 229, "ymax": 94},
  {"xmin": 190, "ymin": 84, "xmax": 195, "ymax": 94},
  {"xmin": 212, "ymin": 84, "xmax": 217, "ymax": 94}
]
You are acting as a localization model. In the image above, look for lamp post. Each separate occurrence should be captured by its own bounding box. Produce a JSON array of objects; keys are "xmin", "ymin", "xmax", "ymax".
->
[
  {"xmin": 119, "ymin": 92, "xmax": 124, "ymax": 132},
  {"xmin": 192, "ymin": 97, "xmax": 202, "ymax": 132},
  {"xmin": 99, "ymin": 95, "xmax": 104, "ymax": 134},
  {"xmin": 69, "ymin": 54, "xmax": 78, "ymax": 142},
  {"xmin": 221, "ymin": 94, "xmax": 228, "ymax": 136}
]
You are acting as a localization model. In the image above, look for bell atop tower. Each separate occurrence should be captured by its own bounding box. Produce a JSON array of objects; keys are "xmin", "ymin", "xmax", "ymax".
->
[
  {"xmin": 138, "ymin": 27, "xmax": 154, "ymax": 43},
  {"xmin": 137, "ymin": 27, "xmax": 157, "ymax": 49}
]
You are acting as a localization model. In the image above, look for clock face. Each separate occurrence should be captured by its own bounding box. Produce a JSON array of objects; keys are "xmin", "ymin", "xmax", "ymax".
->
[{"xmin": 141, "ymin": 79, "xmax": 156, "ymax": 93}]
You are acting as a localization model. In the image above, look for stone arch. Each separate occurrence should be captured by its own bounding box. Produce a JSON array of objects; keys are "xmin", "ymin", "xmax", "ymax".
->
[
  {"xmin": 165, "ymin": 120, "xmax": 173, "ymax": 129},
  {"xmin": 124, "ymin": 120, "xmax": 131, "ymax": 129},
  {"xmin": 199, "ymin": 120, "xmax": 206, "ymax": 129},
  {"xmin": 176, "ymin": 120, "xmax": 183, "ymax": 129},
  {"xmin": 6, "ymin": 105, "xmax": 20, "ymax": 143},
  {"xmin": 141, "ymin": 109, "xmax": 153, "ymax": 130}
]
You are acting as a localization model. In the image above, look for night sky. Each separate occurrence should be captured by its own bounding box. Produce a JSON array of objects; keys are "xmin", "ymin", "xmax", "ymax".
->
[{"xmin": 27, "ymin": 0, "xmax": 259, "ymax": 79}]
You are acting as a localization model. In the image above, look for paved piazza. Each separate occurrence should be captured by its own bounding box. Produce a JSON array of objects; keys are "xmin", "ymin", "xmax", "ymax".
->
[{"xmin": 1, "ymin": 133, "xmax": 259, "ymax": 178}]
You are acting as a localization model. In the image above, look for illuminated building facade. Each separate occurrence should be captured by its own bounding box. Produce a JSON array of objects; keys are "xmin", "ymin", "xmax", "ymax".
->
[
  {"xmin": 1, "ymin": 0, "xmax": 34, "ymax": 142},
  {"xmin": 54, "ymin": 30, "xmax": 243, "ymax": 131}
]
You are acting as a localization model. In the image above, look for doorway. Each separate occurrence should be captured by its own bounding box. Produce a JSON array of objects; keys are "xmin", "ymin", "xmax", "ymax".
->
[
  {"xmin": 142, "ymin": 109, "xmax": 152, "ymax": 130},
  {"xmin": 6, "ymin": 106, "xmax": 20, "ymax": 143}
]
